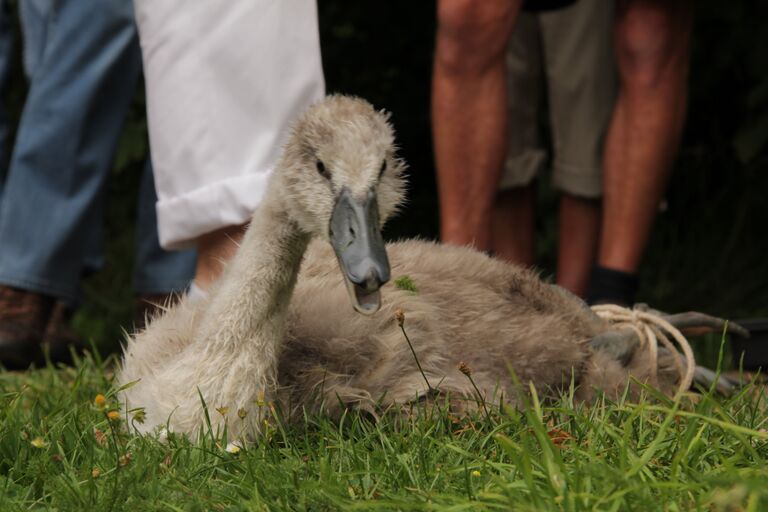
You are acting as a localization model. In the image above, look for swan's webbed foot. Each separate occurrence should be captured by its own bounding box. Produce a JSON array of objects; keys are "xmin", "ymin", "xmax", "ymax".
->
[
  {"xmin": 692, "ymin": 366, "xmax": 739, "ymax": 396},
  {"xmin": 633, "ymin": 304, "xmax": 750, "ymax": 339}
]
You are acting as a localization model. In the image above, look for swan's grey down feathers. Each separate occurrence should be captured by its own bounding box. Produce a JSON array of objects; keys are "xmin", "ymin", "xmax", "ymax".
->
[{"xmin": 118, "ymin": 95, "xmax": 721, "ymax": 439}]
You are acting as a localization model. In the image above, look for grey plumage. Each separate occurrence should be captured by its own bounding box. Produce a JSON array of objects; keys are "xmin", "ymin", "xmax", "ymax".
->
[{"xmin": 118, "ymin": 95, "xmax": 734, "ymax": 440}]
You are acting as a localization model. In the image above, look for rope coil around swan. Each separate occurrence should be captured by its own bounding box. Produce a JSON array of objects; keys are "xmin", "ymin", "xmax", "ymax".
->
[{"xmin": 590, "ymin": 304, "xmax": 696, "ymax": 397}]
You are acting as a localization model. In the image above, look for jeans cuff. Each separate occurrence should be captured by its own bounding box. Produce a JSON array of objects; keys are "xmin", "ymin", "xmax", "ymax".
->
[{"xmin": 0, "ymin": 273, "xmax": 78, "ymax": 302}]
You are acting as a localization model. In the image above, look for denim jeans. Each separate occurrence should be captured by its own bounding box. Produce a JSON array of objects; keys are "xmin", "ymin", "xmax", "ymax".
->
[
  {"xmin": 0, "ymin": 1, "xmax": 13, "ymax": 178},
  {"xmin": 0, "ymin": 0, "xmax": 195, "ymax": 303}
]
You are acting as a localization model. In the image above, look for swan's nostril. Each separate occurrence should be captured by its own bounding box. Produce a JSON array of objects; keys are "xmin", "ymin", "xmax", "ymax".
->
[
  {"xmin": 363, "ymin": 268, "xmax": 385, "ymax": 292},
  {"xmin": 348, "ymin": 226, "xmax": 356, "ymax": 238}
]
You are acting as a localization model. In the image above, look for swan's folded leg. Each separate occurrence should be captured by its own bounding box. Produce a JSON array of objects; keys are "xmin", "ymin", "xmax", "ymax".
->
[
  {"xmin": 588, "ymin": 328, "xmax": 640, "ymax": 366},
  {"xmin": 586, "ymin": 329, "xmax": 740, "ymax": 397}
]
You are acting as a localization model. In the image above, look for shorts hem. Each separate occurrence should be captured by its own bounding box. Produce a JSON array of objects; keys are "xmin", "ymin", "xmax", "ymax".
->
[
  {"xmin": 499, "ymin": 150, "xmax": 547, "ymax": 190},
  {"xmin": 551, "ymin": 160, "xmax": 602, "ymax": 198}
]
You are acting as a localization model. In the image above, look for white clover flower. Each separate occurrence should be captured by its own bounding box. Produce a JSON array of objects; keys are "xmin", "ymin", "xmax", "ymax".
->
[{"xmin": 225, "ymin": 441, "xmax": 242, "ymax": 454}]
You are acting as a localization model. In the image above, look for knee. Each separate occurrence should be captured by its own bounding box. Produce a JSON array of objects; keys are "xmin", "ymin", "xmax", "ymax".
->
[
  {"xmin": 615, "ymin": 3, "xmax": 691, "ymax": 90},
  {"xmin": 435, "ymin": 0, "xmax": 519, "ymax": 75}
]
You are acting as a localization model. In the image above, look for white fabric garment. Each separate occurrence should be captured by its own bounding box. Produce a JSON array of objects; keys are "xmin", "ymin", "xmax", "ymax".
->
[{"xmin": 134, "ymin": 0, "xmax": 325, "ymax": 248}]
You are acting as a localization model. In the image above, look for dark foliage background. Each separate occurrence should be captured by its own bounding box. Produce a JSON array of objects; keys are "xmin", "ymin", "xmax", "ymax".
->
[{"xmin": 1, "ymin": 1, "xmax": 766, "ymax": 354}]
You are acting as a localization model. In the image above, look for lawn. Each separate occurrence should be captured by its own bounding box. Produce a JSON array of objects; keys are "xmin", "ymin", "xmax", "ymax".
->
[{"xmin": 0, "ymin": 348, "xmax": 766, "ymax": 511}]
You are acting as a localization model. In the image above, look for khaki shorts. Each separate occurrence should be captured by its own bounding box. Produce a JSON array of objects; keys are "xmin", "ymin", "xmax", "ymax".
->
[{"xmin": 500, "ymin": 0, "xmax": 617, "ymax": 198}]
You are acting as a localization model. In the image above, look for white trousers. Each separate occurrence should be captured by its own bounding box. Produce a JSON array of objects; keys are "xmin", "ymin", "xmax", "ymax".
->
[{"xmin": 135, "ymin": 0, "xmax": 325, "ymax": 248}]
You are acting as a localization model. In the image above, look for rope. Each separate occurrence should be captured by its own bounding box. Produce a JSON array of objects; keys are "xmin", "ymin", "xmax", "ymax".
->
[{"xmin": 590, "ymin": 304, "xmax": 696, "ymax": 397}]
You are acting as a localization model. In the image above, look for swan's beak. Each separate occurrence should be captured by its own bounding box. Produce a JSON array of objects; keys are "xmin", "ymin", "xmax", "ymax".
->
[{"xmin": 329, "ymin": 187, "xmax": 390, "ymax": 315}]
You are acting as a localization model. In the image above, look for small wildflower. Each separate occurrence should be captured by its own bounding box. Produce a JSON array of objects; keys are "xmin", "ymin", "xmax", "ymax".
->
[
  {"xmin": 91, "ymin": 468, "xmax": 101, "ymax": 479},
  {"xmin": 94, "ymin": 394, "xmax": 107, "ymax": 408},
  {"xmin": 237, "ymin": 408, "xmax": 247, "ymax": 419},
  {"xmin": 458, "ymin": 362, "xmax": 472, "ymax": 377},
  {"xmin": 132, "ymin": 408, "xmax": 146, "ymax": 424},
  {"xmin": 395, "ymin": 308, "xmax": 405, "ymax": 327},
  {"xmin": 93, "ymin": 428, "xmax": 108, "ymax": 447},
  {"xmin": 215, "ymin": 406, "xmax": 229, "ymax": 417},
  {"xmin": 30, "ymin": 437, "xmax": 47, "ymax": 449},
  {"xmin": 471, "ymin": 470, "xmax": 481, "ymax": 477},
  {"xmin": 119, "ymin": 452, "xmax": 132, "ymax": 467},
  {"xmin": 107, "ymin": 410, "xmax": 120, "ymax": 422},
  {"xmin": 225, "ymin": 442, "xmax": 241, "ymax": 454},
  {"xmin": 255, "ymin": 390, "xmax": 266, "ymax": 407}
]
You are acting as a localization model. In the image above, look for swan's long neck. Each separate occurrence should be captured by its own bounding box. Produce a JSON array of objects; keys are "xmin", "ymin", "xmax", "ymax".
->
[{"xmin": 196, "ymin": 192, "xmax": 310, "ymax": 402}]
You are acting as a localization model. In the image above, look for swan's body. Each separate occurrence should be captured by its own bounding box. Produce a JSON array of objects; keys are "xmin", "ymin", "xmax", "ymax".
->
[
  {"xmin": 119, "ymin": 96, "xmax": 688, "ymax": 439},
  {"xmin": 281, "ymin": 240, "xmax": 612, "ymax": 418},
  {"xmin": 121, "ymin": 235, "xmax": 680, "ymax": 436}
]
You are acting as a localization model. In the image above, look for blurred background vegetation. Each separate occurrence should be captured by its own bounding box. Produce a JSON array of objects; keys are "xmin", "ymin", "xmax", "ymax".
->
[{"xmin": 1, "ymin": 1, "xmax": 766, "ymax": 359}]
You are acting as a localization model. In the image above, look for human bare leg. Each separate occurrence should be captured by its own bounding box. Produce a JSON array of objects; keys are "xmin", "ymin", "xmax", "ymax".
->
[
  {"xmin": 589, "ymin": 0, "xmax": 692, "ymax": 304},
  {"xmin": 433, "ymin": 0, "xmax": 522, "ymax": 250},
  {"xmin": 598, "ymin": 0, "xmax": 692, "ymax": 274},
  {"xmin": 491, "ymin": 186, "xmax": 536, "ymax": 266},
  {"xmin": 558, "ymin": 194, "xmax": 601, "ymax": 297},
  {"xmin": 194, "ymin": 224, "xmax": 247, "ymax": 290}
]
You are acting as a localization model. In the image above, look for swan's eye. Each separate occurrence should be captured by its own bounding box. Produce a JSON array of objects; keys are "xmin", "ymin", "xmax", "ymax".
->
[
  {"xmin": 316, "ymin": 160, "xmax": 329, "ymax": 179},
  {"xmin": 379, "ymin": 160, "xmax": 387, "ymax": 178}
]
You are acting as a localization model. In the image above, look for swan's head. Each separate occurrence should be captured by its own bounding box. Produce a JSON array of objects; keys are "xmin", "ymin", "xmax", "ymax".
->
[{"xmin": 277, "ymin": 95, "xmax": 406, "ymax": 314}]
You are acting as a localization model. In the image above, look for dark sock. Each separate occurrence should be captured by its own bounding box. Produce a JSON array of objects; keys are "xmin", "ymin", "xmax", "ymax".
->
[{"xmin": 586, "ymin": 265, "xmax": 638, "ymax": 306}]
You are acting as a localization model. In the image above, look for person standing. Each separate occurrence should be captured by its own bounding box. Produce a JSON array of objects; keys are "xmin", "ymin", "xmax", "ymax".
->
[
  {"xmin": 432, "ymin": 0, "xmax": 692, "ymax": 305},
  {"xmin": 0, "ymin": 0, "xmax": 195, "ymax": 369},
  {"xmin": 133, "ymin": 0, "xmax": 325, "ymax": 291},
  {"xmin": 492, "ymin": 0, "xmax": 616, "ymax": 297},
  {"xmin": 587, "ymin": 1, "xmax": 692, "ymax": 305}
]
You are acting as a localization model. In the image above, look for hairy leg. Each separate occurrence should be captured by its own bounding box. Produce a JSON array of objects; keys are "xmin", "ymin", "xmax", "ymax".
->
[
  {"xmin": 491, "ymin": 186, "xmax": 536, "ymax": 266},
  {"xmin": 599, "ymin": 0, "xmax": 692, "ymax": 272},
  {"xmin": 194, "ymin": 224, "xmax": 246, "ymax": 290},
  {"xmin": 432, "ymin": 0, "xmax": 522, "ymax": 250},
  {"xmin": 558, "ymin": 194, "xmax": 601, "ymax": 297}
]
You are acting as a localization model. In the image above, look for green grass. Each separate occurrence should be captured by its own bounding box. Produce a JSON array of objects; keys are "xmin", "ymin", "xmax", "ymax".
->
[{"xmin": 0, "ymin": 353, "xmax": 766, "ymax": 511}]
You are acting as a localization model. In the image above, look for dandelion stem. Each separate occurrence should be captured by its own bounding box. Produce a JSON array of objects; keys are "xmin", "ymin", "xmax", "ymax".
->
[
  {"xmin": 104, "ymin": 410, "xmax": 123, "ymax": 511},
  {"xmin": 466, "ymin": 373, "xmax": 491, "ymax": 423},
  {"xmin": 459, "ymin": 362, "xmax": 492, "ymax": 424},
  {"xmin": 398, "ymin": 324, "xmax": 434, "ymax": 393}
]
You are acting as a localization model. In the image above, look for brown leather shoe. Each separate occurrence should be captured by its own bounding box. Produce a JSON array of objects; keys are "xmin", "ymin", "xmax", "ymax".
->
[{"xmin": 0, "ymin": 285, "xmax": 54, "ymax": 370}]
